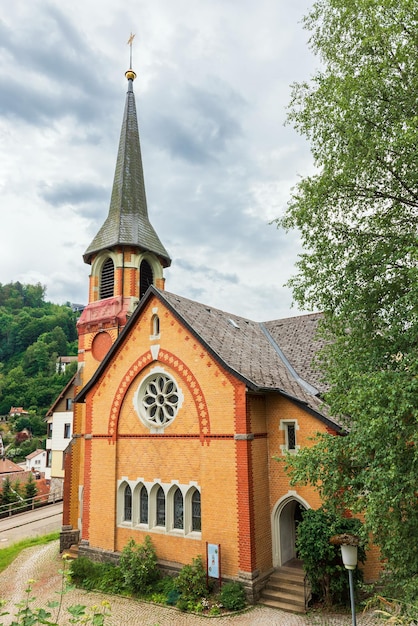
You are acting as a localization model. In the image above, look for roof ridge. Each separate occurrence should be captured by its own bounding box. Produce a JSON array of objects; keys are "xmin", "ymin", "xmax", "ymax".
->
[{"xmin": 259, "ymin": 322, "xmax": 320, "ymax": 396}]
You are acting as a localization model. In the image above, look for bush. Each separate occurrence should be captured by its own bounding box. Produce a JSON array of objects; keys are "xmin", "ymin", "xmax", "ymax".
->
[
  {"xmin": 96, "ymin": 563, "xmax": 126, "ymax": 594},
  {"xmin": 70, "ymin": 556, "xmax": 102, "ymax": 590},
  {"xmin": 296, "ymin": 507, "xmax": 365, "ymax": 606},
  {"xmin": 175, "ymin": 555, "xmax": 207, "ymax": 603},
  {"xmin": 219, "ymin": 581, "xmax": 246, "ymax": 611},
  {"xmin": 119, "ymin": 535, "xmax": 160, "ymax": 594}
]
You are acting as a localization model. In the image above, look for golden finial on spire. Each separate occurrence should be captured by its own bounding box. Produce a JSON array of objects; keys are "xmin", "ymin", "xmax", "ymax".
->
[{"xmin": 125, "ymin": 32, "xmax": 137, "ymax": 82}]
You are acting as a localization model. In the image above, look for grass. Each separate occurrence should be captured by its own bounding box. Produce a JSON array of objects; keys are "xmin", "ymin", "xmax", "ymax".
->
[{"xmin": 0, "ymin": 531, "xmax": 60, "ymax": 573}]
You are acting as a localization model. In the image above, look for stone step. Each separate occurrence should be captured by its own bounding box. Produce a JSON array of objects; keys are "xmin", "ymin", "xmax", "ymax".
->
[
  {"xmin": 259, "ymin": 563, "xmax": 310, "ymax": 614},
  {"xmin": 268, "ymin": 570, "xmax": 305, "ymax": 585},
  {"xmin": 62, "ymin": 543, "xmax": 79, "ymax": 560},
  {"xmin": 262, "ymin": 586, "xmax": 306, "ymax": 605},
  {"xmin": 264, "ymin": 580, "xmax": 306, "ymax": 599},
  {"xmin": 259, "ymin": 596, "xmax": 307, "ymax": 614}
]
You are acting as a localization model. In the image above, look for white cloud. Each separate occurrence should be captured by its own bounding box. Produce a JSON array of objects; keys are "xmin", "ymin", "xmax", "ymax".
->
[{"xmin": 0, "ymin": 0, "xmax": 316, "ymax": 321}]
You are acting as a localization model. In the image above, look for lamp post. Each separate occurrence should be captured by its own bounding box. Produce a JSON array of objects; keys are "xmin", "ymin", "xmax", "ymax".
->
[{"xmin": 341, "ymin": 543, "xmax": 358, "ymax": 626}]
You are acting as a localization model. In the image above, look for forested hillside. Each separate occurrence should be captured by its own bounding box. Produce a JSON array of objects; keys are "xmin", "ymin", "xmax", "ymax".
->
[{"xmin": 0, "ymin": 282, "xmax": 79, "ymax": 416}]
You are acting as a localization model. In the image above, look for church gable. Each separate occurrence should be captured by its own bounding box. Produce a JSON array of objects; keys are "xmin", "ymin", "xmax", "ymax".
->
[{"xmin": 84, "ymin": 293, "xmax": 241, "ymax": 443}]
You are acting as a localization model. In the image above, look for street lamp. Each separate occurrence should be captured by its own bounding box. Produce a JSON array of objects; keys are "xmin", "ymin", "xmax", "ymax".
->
[{"xmin": 341, "ymin": 543, "xmax": 358, "ymax": 626}]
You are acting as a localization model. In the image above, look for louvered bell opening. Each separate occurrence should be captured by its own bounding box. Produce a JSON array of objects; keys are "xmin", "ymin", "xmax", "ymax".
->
[
  {"xmin": 100, "ymin": 258, "xmax": 115, "ymax": 299},
  {"xmin": 140, "ymin": 260, "xmax": 153, "ymax": 299}
]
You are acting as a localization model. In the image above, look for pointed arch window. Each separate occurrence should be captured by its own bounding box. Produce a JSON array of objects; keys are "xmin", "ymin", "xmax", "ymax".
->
[
  {"xmin": 100, "ymin": 258, "xmax": 115, "ymax": 299},
  {"xmin": 140, "ymin": 260, "xmax": 153, "ymax": 299},
  {"xmin": 124, "ymin": 484, "xmax": 132, "ymax": 521},
  {"xmin": 173, "ymin": 488, "xmax": 184, "ymax": 530},
  {"xmin": 191, "ymin": 490, "xmax": 201, "ymax": 531},
  {"xmin": 156, "ymin": 486, "xmax": 165, "ymax": 526},
  {"xmin": 139, "ymin": 486, "xmax": 148, "ymax": 524}
]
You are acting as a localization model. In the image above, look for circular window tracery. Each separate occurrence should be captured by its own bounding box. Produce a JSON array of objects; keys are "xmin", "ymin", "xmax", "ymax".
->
[{"xmin": 135, "ymin": 368, "xmax": 183, "ymax": 431}]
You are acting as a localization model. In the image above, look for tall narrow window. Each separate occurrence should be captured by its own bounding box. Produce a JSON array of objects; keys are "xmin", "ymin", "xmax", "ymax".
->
[
  {"xmin": 140, "ymin": 260, "xmax": 153, "ymax": 299},
  {"xmin": 124, "ymin": 485, "xmax": 132, "ymax": 521},
  {"xmin": 139, "ymin": 486, "xmax": 148, "ymax": 524},
  {"xmin": 280, "ymin": 420, "xmax": 299, "ymax": 454},
  {"xmin": 173, "ymin": 488, "xmax": 184, "ymax": 529},
  {"xmin": 100, "ymin": 258, "xmax": 114, "ymax": 299},
  {"xmin": 156, "ymin": 486, "xmax": 165, "ymax": 526},
  {"xmin": 286, "ymin": 423, "xmax": 296, "ymax": 451},
  {"xmin": 151, "ymin": 314, "xmax": 160, "ymax": 336},
  {"xmin": 191, "ymin": 490, "xmax": 201, "ymax": 531}
]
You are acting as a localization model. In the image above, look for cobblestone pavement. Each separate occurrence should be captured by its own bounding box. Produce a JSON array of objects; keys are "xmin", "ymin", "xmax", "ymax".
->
[{"xmin": 0, "ymin": 541, "xmax": 380, "ymax": 625}]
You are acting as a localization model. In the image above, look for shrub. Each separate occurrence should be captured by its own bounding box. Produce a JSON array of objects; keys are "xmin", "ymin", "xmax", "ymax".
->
[
  {"xmin": 174, "ymin": 555, "xmax": 207, "ymax": 602},
  {"xmin": 219, "ymin": 581, "xmax": 247, "ymax": 611},
  {"xmin": 296, "ymin": 507, "xmax": 365, "ymax": 606},
  {"xmin": 119, "ymin": 535, "xmax": 159, "ymax": 594},
  {"xmin": 96, "ymin": 563, "xmax": 126, "ymax": 594},
  {"xmin": 69, "ymin": 556, "xmax": 102, "ymax": 590}
]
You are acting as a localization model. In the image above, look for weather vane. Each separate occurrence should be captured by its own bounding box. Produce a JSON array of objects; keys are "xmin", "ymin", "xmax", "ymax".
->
[{"xmin": 127, "ymin": 32, "xmax": 136, "ymax": 69}]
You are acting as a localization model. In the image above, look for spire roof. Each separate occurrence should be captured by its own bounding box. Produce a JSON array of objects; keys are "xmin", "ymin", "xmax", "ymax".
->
[{"xmin": 83, "ymin": 72, "xmax": 171, "ymax": 267}]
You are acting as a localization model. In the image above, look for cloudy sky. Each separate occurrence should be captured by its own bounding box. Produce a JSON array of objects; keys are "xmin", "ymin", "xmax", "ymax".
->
[{"xmin": 0, "ymin": 0, "xmax": 318, "ymax": 322}]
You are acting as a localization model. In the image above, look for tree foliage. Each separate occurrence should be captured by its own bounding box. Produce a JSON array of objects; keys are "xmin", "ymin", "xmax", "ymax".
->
[
  {"xmin": 0, "ymin": 282, "xmax": 78, "ymax": 416},
  {"xmin": 278, "ymin": 0, "xmax": 418, "ymax": 583},
  {"xmin": 296, "ymin": 508, "xmax": 364, "ymax": 606}
]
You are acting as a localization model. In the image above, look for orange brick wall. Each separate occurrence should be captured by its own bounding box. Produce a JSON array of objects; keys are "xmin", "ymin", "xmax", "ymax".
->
[{"xmin": 83, "ymin": 296, "xmax": 244, "ymax": 576}]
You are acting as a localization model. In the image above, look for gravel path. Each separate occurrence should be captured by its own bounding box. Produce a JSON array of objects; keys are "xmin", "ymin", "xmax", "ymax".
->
[{"xmin": 0, "ymin": 541, "xmax": 380, "ymax": 625}]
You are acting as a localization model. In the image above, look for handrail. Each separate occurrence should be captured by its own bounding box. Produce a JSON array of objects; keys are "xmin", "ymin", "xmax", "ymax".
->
[
  {"xmin": 304, "ymin": 572, "xmax": 312, "ymax": 611},
  {"xmin": 0, "ymin": 491, "xmax": 62, "ymax": 517}
]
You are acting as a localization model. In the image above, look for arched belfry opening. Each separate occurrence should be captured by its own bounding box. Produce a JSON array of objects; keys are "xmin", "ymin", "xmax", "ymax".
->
[
  {"xmin": 140, "ymin": 259, "xmax": 153, "ymax": 299},
  {"xmin": 100, "ymin": 258, "xmax": 115, "ymax": 299}
]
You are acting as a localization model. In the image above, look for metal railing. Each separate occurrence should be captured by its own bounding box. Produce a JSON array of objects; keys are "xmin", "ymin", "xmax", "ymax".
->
[{"xmin": 0, "ymin": 491, "xmax": 62, "ymax": 518}]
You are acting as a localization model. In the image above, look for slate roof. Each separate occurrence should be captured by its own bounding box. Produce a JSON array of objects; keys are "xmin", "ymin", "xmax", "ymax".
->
[
  {"xmin": 76, "ymin": 286, "xmax": 341, "ymax": 431},
  {"xmin": 160, "ymin": 290, "xmax": 339, "ymax": 429},
  {"xmin": 84, "ymin": 78, "xmax": 171, "ymax": 267}
]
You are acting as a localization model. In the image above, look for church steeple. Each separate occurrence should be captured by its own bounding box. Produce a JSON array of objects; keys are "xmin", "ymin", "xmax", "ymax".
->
[
  {"xmin": 77, "ymin": 50, "xmax": 170, "ymax": 361},
  {"xmin": 83, "ymin": 69, "xmax": 170, "ymax": 268}
]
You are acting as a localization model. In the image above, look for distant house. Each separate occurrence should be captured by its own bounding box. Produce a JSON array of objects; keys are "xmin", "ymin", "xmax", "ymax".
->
[
  {"xmin": 0, "ymin": 458, "xmax": 29, "ymax": 487},
  {"xmin": 56, "ymin": 356, "xmax": 78, "ymax": 375},
  {"xmin": 25, "ymin": 449, "xmax": 47, "ymax": 476},
  {"xmin": 9, "ymin": 407, "xmax": 29, "ymax": 418},
  {"xmin": 45, "ymin": 373, "xmax": 76, "ymax": 497}
]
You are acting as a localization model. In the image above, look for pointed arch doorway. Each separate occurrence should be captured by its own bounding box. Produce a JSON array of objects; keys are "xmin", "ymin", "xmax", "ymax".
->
[{"xmin": 272, "ymin": 494, "xmax": 309, "ymax": 567}]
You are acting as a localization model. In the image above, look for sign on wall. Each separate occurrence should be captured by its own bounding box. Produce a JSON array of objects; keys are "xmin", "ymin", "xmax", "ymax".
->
[{"xmin": 206, "ymin": 542, "xmax": 221, "ymax": 587}]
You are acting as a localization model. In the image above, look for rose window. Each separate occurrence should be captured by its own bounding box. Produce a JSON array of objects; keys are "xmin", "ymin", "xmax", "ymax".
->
[{"xmin": 135, "ymin": 369, "xmax": 183, "ymax": 431}]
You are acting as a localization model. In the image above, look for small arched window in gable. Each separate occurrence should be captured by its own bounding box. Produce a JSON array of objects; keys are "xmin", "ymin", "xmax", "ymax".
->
[
  {"xmin": 100, "ymin": 258, "xmax": 114, "ymax": 299},
  {"xmin": 140, "ymin": 260, "xmax": 153, "ymax": 299},
  {"xmin": 124, "ymin": 484, "xmax": 132, "ymax": 521},
  {"xmin": 151, "ymin": 314, "xmax": 160, "ymax": 337}
]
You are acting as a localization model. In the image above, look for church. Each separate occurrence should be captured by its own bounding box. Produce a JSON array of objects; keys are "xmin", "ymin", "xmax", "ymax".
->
[{"xmin": 61, "ymin": 62, "xmax": 378, "ymax": 605}]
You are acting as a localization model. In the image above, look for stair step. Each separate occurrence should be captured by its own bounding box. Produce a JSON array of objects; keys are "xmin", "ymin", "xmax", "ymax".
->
[
  {"xmin": 262, "ymin": 588, "xmax": 306, "ymax": 605},
  {"xmin": 259, "ymin": 597, "xmax": 307, "ymax": 614},
  {"xmin": 269, "ymin": 573, "xmax": 305, "ymax": 585},
  {"xmin": 264, "ymin": 583, "xmax": 306, "ymax": 599},
  {"xmin": 259, "ymin": 563, "xmax": 310, "ymax": 614},
  {"xmin": 62, "ymin": 544, "xmax": 79, "ymax": 560}
]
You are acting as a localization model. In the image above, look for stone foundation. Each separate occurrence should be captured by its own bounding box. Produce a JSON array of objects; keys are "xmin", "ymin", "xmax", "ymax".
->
[{"xmin": 60, "ymin": 525, "xmax": 80, "ymax": 553}]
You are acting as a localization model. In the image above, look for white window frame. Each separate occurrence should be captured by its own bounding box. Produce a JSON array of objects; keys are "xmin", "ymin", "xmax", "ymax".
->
[{"xmin": 279, "ymin": 419, "xmax": 300, "ymax": 455}]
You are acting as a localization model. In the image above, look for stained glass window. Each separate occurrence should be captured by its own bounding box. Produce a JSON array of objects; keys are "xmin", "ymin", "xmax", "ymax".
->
[
  {"xmin": 192, "ymin": 490, "xmax": 201, "ymax": 531},
  {"xmin": 173, "ymin": 488, "xmax": 184, "ymax": 529},
  {"xmin": 156, "ymin": 486, "xmax": 165, "ymax": 526}
]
